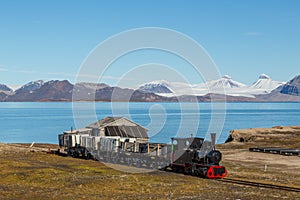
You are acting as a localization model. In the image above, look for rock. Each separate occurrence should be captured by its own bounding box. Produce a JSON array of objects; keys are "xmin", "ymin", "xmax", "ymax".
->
[{"xmin": 226, "ymin": 126, "xmax": 300, "ymax": 143}]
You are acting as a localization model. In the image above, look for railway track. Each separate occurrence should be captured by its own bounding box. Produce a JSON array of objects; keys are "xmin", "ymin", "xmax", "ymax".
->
[{"xmin": 217, "ymin": 178, "xmax": 300, "ymax": 193}]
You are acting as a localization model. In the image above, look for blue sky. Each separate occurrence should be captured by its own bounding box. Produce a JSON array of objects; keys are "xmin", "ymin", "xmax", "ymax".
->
[{"xmin": 0, "ymin": 0, "xmax": 299, "ymax": 89}]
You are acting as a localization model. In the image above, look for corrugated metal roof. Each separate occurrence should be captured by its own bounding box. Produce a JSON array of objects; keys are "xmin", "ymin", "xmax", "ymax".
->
[
  {"xmin": 86, "ymin": 117, "xmax": 123, "ymax": 129},
  {"xmin": 86, "ymin": 117, "xmax": 147, "ymax": 130},
  {"xmin": 85, "ymin": 117, "xmax": 148, "ymax": 138},
  {"xmin": 64, "ymin": 128, "xmax": 92, "ymax": 134},
  {"xmin": 105, "ymin": 126, "xmax": 148, "ymax": 138}
]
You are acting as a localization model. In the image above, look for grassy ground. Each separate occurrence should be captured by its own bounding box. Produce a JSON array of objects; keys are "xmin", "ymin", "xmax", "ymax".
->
[{"xmin": 0, "ymin": 143, "xmax": 299, "ymax": 199}]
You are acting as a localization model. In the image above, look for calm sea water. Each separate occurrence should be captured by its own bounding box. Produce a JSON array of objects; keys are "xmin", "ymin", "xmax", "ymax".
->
[{"xmin": 0, "ymin": 102, "xmax": 299, "ymax": 144}]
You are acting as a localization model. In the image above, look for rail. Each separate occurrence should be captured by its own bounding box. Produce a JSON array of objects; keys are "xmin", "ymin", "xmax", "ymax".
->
[{"xmin": 216, "ymin": 178, "xmax": 300, "ymax": 193}]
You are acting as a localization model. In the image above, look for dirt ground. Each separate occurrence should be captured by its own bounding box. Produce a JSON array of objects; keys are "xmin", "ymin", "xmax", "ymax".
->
[
  {"xmin": 220, "ymin": 125, "xmax": 300, "ymax": 186},
  {"xmin": 218, "ymin": 142, "xmax": 300, "ymax": 188},
  {"xmin": 223, "ymin": 148, "xmax": 300, "ymax": 175}
]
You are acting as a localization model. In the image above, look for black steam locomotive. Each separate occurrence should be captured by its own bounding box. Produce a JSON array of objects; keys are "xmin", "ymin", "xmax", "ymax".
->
[{"xmin": 59, "ymin": 131, "xmax": 227, "ymax": 179}]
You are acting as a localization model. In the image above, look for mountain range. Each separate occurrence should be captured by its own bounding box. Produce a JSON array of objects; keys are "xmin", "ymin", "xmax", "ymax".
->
[
  {"xmin": 0, "ymin": 74, "xmax": 299, "ymax": 102},
  {"xmin": 137, "ymin": 74, "xmax": 286, "ymax": 98}
]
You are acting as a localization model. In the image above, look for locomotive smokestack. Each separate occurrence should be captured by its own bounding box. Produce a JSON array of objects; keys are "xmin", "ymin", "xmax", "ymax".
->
[{"xmin": 210, "ymin": 133, "xmax": 216, "ymax": 150}]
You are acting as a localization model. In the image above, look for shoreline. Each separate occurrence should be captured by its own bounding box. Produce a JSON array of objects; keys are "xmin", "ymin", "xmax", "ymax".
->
[{"xmin": 1, "ymin": 100, "xmax": 300, "ymax": 103}]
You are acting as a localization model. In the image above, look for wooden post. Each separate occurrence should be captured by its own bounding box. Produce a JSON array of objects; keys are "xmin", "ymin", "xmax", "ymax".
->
[
  {"xmin": 148, "ymin": 143, "xmax": 150, "ymax": 155},
  {"xmin": 157, "ymin": 144, "xmax": 160, "ymax": 156},
  {"xmin": 135, "ymin": 142, "xmax": 138, "ymax": 152}
]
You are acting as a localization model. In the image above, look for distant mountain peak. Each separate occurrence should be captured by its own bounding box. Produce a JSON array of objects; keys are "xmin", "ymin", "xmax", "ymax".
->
[
  {"xmin": 0, "ymin": 84, "xmax": 13, "ymax": 93},
  {"xmin": 280, "ymin": 75, "xmax": 300, "ymax": 96},
  {"xmin": 222, "ymin": 75, "xmax": 232, "ymax": 79},
  {"xmin": 16, "ymin": 80, "xmax": 44, "ymax": 92},
  {"xmin": 249, "ymin": 74, "xmax": 284, "ymax": 90},
  {"xmin": 138, "ymin": 80, "xmax": 173, "ymax": 93},
  {"xmin": 140, "ymin": 80, "xmax": 170, "ymax": 87},
  {"xmin": 206, "ymin": 75, "xmax": 246, "ymax": 89},
  {"xmin": 287, "ymin": 75, "xmax": 300, "ymax": 84},
  {"xmin": 259, "ymin": 74, "xmax": 270, "ymax": 79}
]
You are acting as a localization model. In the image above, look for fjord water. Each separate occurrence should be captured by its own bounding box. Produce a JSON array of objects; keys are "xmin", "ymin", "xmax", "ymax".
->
[{"xmin": 0, "ymin": 102, "xmax": 299, "ymax": 144}]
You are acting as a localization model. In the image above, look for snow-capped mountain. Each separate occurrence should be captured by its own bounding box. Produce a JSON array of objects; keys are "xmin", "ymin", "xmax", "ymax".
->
[
  {"xmin": 138, "ymin": 74, "xmax": 284, "ymax": 98},
  {"xmin": 139, "ymin": 76, "xmax": 247, "ymax": 97},
  {"xmin": 0, "ymin": 84, "xmax": 13, "ymax": 93},
  {"xmin": 204, "ymin": 75, "xmax": 246, "ymax": 89},
  {"xmin": 138, "ymin": 80, "xmax": 173, "ymax": 93},
  {"xmin": 249, "ymin": 74, "xmax": 285, "ymax": 91},
  {"xmin": 15, "ymin": 80, "xmax": 44, "ymax": 93},
  {"xmin": 138, "ymin": 80, "xmax": 203, "ymax": 97},
  {"xmin": 192, "ymin": 75, "xmax": 249, "ymax": 97}
]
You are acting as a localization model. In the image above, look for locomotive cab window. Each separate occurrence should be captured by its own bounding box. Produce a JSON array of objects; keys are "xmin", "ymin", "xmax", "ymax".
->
[
  {"xmin": 185, "ymin": 140, "xmax": 190, "ymax": 146},
  {"xmin": 172, "ymin": 139, "xmax": 178, "ymax": 150}
]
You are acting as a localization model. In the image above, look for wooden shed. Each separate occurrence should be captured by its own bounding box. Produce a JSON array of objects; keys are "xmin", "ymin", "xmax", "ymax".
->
[
  {"xmin": 86, "ymin": 117, "xmax": 148, "ymax": 139},
  {"xmin": 59, "ymin": 117, "xmax": 149, "ymax": 150}
]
